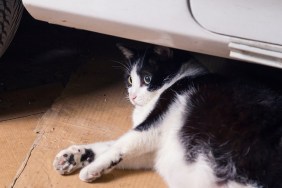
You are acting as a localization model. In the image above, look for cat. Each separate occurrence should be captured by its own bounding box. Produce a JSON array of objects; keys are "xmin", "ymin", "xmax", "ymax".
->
[{"xmin": 53, "ymin": 44, "xmax": 282, "ymax": 188}]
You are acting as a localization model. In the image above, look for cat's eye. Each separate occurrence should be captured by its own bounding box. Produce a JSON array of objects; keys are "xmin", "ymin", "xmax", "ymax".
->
[
  {"xmin": 128, "ymin": 76, "xmax": 132, "ymax": 85},
  {"xmin": 144, "ymin": 75, "xmax": 152, "ymax": 85}
]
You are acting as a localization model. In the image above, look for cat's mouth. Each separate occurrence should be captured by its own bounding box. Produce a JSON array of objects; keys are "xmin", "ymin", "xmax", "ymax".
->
[
  {"xmin": 130, "ymin": 99, "xmax": 139, "ymax": 106},
  {"xmin": 130, "ymin": 97, "xmax": 143, "ymax": 107}
]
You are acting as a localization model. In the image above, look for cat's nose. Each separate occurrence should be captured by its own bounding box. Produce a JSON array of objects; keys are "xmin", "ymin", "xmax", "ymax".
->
[{"xmin": 131, "ymin": 95, "xmax": 137, "ymax": 100}]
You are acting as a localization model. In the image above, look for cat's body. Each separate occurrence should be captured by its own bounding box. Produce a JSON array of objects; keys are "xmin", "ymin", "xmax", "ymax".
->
[{"xmin": 53, "ymin": 45, "xmax": 282, "ymax": 188}]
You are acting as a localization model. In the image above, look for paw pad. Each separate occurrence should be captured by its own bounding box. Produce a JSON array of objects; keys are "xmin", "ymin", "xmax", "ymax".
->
[{"xmin": 53, "ymin": 145, "xmax": 95, "ymax": 175}]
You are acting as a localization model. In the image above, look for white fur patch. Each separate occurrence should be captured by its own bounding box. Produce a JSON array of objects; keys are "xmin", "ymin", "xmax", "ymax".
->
[{"xmin": 154, "ymin": 93, "xmax": 217, "ymax": 188}]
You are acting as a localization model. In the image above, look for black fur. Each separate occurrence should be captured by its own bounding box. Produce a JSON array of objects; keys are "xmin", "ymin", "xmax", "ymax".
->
[
  {"xmin": 67, "ymin": 154, "xmax": 76, "ymax": 167},
  {"xmin": 180, "ymin": 76, "xmax": 282, "ymax": 187},
  {"xmin": 81, "ymin": 148, "xmax": 95, "ymax": 163},
  {"xmin": 107, "ymin": 157, "xmax": 123, "ymax": 170},
  {"xmin": 122, "ymin": 45, "xmax": 188, "ymax": 91}
]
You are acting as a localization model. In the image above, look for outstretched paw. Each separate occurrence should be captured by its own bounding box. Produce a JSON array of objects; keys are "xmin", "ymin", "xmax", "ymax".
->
[
  {"xmin": 79, "ymin": 153, "xmax": 123, "ymax": 182},
  {"xmin": 53, "ymin": 145, "xmax": 95, "ymax": 175}
]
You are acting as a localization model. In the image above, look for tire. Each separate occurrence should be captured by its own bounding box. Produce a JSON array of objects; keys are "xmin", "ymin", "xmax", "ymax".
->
[{"xmin": 0, "ymin": 0, "xmax": 23, "ymax": 57}]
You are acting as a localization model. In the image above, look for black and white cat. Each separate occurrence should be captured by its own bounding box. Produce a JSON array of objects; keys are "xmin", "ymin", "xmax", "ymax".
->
[{"xmin": 53, "ymin": 45, "xmax": 282, "ymax": 188}]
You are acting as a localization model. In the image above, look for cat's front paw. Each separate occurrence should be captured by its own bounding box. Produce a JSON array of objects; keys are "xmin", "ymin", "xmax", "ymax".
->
[
  {"xmin": 79, "ymin": 151, "xmax": 123, "ymax": 182},
  {"xmin": 53, "ymin": 145, "xmax": 95, "ymax": 175},
  {"xmin": 79, "ymin": 166, "xmax": 103, "ymax": 182}
]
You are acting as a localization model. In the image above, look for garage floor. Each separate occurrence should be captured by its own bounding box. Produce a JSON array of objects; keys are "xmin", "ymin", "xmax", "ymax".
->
[{"xmin": 1, "ymin": 11, "xmax": 282, "ymax": 188}]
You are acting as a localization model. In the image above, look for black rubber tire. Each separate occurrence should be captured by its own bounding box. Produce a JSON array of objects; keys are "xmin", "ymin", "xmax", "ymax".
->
[{"xmin": 0, "ymin": 0, "xmax": 23, "ymax": 57}]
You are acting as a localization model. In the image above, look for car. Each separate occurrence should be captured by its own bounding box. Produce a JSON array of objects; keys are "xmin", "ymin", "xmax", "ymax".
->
[
  {"xmin": 3, "ymin": 0, "xmax": 282, "ymax": 69},
  {"xmin": 0, "ymin": 0, "xmax": 23, "ymax": 57}
]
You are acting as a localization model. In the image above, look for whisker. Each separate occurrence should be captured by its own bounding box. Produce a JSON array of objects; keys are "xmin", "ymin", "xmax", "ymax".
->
[
  {"xmin": 124, "ymin": 96, "xmax": 130, "ymax": 101},
  {"xmin": 111, "ymin": 60, "xmax": 130, "ymax": 73},
  {"xmin": 112, "ymin": 65, "xmax": 127, "ymax": 71},
  {"xmin": 112, "ymin": 60, "xmax": 129, "ymax": 70}
]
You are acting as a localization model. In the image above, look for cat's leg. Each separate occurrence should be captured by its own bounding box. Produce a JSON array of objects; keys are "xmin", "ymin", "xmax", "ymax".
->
[
  {"xmin": 53, "ymin": 141, "xmax": 114, "ymax": 175},
  {"xmin": 79, "ymin": 129, "xmax": 159, "ymax": 182},
  {"xmin": 117, "ymin": 151, "xmax": 155, "ymax": 170},
  {"xmin": 53, "ymin": 141, "xmax": 155, "ymax": 175}
]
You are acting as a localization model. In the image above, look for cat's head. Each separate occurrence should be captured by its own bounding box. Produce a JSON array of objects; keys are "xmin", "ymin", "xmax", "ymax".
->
[{"xmin": 117, "ymin": 44, "xmax": 183, "ymax": 107}]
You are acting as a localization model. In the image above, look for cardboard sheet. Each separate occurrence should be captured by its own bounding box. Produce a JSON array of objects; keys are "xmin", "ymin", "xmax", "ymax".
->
[
  {"xmin": 0, "ymin": 84, "xmax": 63, "ymax": 188},
  {"xmin": 0, "ymin": 115, "xmax": 41, "ymax": 188},
  {"xmin": 12, "ymin": 57, "xmax": 166, "ymax": 187}
]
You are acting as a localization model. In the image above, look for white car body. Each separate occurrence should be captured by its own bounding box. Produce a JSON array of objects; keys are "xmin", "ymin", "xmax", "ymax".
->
[{"xmin": 22, "ymin": 0, "xmax": 282, "ymax": 68}]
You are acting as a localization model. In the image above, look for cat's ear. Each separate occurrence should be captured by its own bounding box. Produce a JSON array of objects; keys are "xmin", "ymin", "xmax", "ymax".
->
[
  {"xmin": 117, "ymin": 43, "xmax": 135, "ymax": 60},
  {"xmin": 153, "ymin": 46, "xmax": 173, "ymax": 59}
]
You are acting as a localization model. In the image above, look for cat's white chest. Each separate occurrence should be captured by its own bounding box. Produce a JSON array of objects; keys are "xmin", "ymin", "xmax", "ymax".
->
[
  {"xmin": 154, "ymin": 94, "xmax": 218, "ymax": 188},
  {"xmin": 132, "ymin": 94, "xmax": 160, "ymax": 128},
  {"xmin": 156, "ymin": 139, "xmax": 217, "ymax": 188},
  {"xmin": 154, "ymin": 94, "xmax": 192, "ymax": 187}
]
